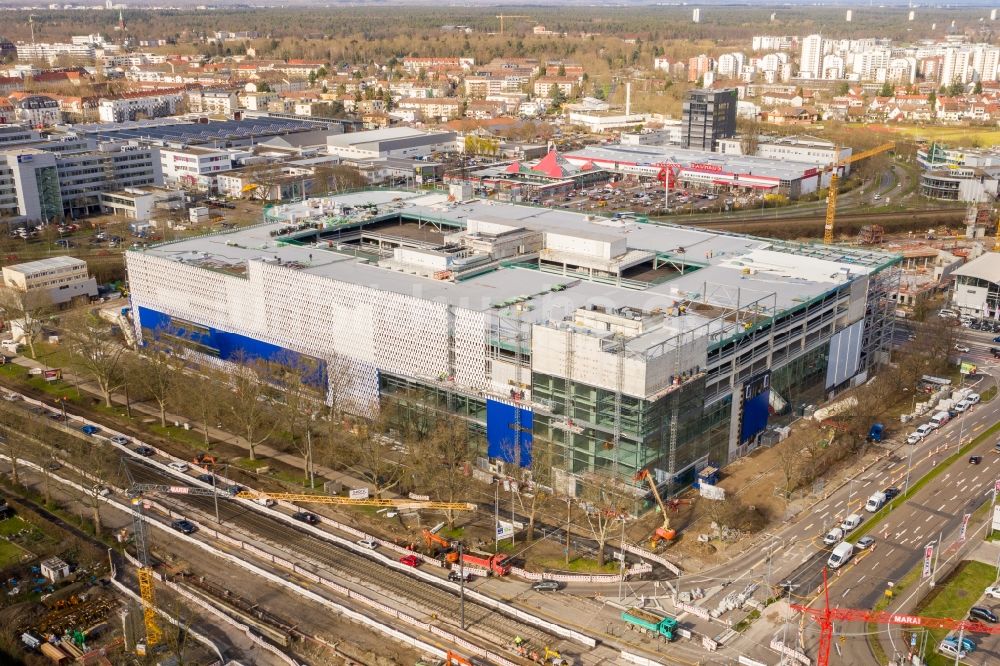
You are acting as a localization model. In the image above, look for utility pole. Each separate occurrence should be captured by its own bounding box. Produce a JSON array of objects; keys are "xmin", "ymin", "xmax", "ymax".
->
[{"xmin": 459, "ymin": 542, "xmax": 466, "ymax": 630}]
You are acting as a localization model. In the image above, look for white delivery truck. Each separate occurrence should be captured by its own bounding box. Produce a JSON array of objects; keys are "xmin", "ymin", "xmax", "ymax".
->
[
  {"xmin": 866, "ymin": 492, "xmax": 887, "ymax": 512},
  {"xmin": 828, "ymin": 542, "xmax": 855, "ymax": 569},
  {"xmin": 929, "ymin": 411, "xmax": 951, "ymax": 428}
]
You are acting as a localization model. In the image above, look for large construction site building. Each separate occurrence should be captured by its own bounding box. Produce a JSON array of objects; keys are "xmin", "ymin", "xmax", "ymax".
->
[{"xmin": 125, "ymin": 190, "xmax": 900, "ymax": 500}]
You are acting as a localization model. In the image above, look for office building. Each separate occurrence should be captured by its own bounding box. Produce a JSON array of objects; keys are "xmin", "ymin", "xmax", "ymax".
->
[
  {"xmin": 680, "ymin": 88, "xmax": 737, "ymax": 151},
  {"xmin": 125, "ymin": 190, "xmax": 899, "ymax": 502},
  {"xmin": 2, "ymin": 256, "xmax": 97, "ymax": 306}
]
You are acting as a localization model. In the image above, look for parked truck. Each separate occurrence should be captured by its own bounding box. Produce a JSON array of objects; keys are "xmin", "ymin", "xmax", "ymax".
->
[
  {"xmin": 455, "ymin": 552, "xmax": 511, "ymax": 576},
  {"xmin": 621, "ymin": 607, "xmax": 677, "ymax": 642}
]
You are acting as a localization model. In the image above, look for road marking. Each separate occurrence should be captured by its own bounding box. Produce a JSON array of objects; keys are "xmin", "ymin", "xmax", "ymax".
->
[
  {"xmin": 939, "ymin": 503, "xmax": 947, "ymax": 512},
  {"xmin": 842, "ymin": 588, "xmax": 852, "ymax": 598},
  {"xmin": 819, "ymin": 511, "xmax": 829, "ymax": 519},
  {"xmin": 926, "ymin": 515, "xmax": 933, "ymax": 522},
  {"xmin": 858, "ymin": 575, "xmax": 867, "ymax": 584},
  {"xmin": 803, "ymin": 522, "xmax": 814, "ymax": 532},
  {"xmin": 951, "ymin": 494, "xmax": 959, "ymax": 501},
  {"xmin": 834, "ymin": 500, "xmax": 844, "ymax": 508}
]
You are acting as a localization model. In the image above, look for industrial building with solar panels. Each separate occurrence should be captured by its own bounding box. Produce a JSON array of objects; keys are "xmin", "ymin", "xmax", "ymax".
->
[{"xmin": 125, "ymin": 189, "xmax": 900, "ymax": 502}]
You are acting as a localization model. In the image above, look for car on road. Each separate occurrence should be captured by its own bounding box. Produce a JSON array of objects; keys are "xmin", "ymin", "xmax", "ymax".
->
[
  {"xmin": 954, "ymin": 343, "xmax": 971, "ymax": 353},
  {"xmin": 938, "ymin": 640, "xmax": 967, "ymax": 659},
  {"xmin": 170, "ymin": 519, "xmax": 197, "ymax": 535},
  {"xmin": 855, "ymin": 536, "xmax": 876, "ymax": 550},
  {"xmin": 46, "ymin": 461, "xmax": 61, "ymax": 471},
  {"xmin": 968, "ymin": 393, "xmax": 981, "ymax": 405},
  {"xmin": 970, "ymin": 455, "xmax": 983, "ymax": 465},
  {"xmin": 448, "ymin": 571, "xmax": 473, "ymax": 583},
  {"xmin": 47, "ymin": 411, "xmax": 65, "ymax": 421},
  {"xmin": 970, "ymin": 606, "xmax": 998, "ymax": 623},
  {"xmin": 883, "ymin": 487, "xmax": 900, "ymax": 501},
  {"xmin": 906, "ymin": 431, "xmax": 924, "ymax": 445},
  {"xmin": 399, "ymin": 554, "xmax": 420, "ymax": 567},
  {"xmin": 994, "ymin": 335, "xmax": 1000, "ymax": 343},
  {"xmin": 80, "ymin": 424, "xmax": 100, "ymax": 435},
  {"xmin": 991, "ymin": 347, "xmax": 1000, "ymax": 358},
  {"xmin": 167, "ymin": 461, "xmax": 189, "ymax": 472},
  {"xmin": 531, "ymin": 580, "xmax": 561, "ymax": 592},
  {"xmin": 823, "ymin": 527, "xmax": 845, "ymax": 546},
  {"xmin": 985, "ymin": 585, "xmax": 1000, "ymax": 599},
  {"xmin": 292, "ymin": 511, "xmax": 320, "ymax": 525},
  {"xmin": 945, "ymin": 636, "xmax": 977, "ymax": 652},
  {"xmin": 915, "ymin": 424, "xmax": 934, "ymax": 438},
  {"xmin": 196, "ymin": 473, "xmax": 216, "ymax": 484},
  {"xmin": 110, "ymin": 435, "xmax": 130, "ymax": 445},
  {"xmin": 134, "ymin": 446, "xmax": 155, "ymax": 456},
  {"xmin": 357, "ymin": 537, "xmax": 378, "ymax": 549},
  {"xmin": 954, "ymin": 400, "xmax": 970, "ymax": 413}
]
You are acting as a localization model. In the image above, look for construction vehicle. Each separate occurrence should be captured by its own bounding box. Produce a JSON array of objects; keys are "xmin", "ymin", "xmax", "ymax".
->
[
  {"xmin": 128, "ymin": 483, "xmax": 477, "ymax": 512},
  {"xmin": 192, "ymin": 452, "xmax": 217, "ymax": 467},
  {"xmin": 635, "ymin": 470, "xmax": 676, "ymax": 548},
  {"xmin": 823, "ymin": 142, "xmax": 895, "ymax": 244},
  {"xmin": 621, "ymin": 607, "xmax": 677, "ymax": 642},
  {"xmin": 422, "ymin": 528, "xmax": 453, "ymax": 554},
  {"xmin": 453, "ymin": 551, "xmax": 511, "ymax": 576},
  {"xmin": 538, "ymin": 646, "xmax": 567, "ymax": 665}
]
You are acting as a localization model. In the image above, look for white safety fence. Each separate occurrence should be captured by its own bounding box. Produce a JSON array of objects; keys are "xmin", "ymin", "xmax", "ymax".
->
[
  {"xmin": 119, "ymin": 550, "xmax": 298, "ymax": 666},
  {"xmin": 7, "ymin": 389, "xmax": 600, "ymax": 650},
  {"xmin": 620, "ymin": 542, "xmax": 681, "ymax": 575},
  {"xmin": 620, "ymin": 650, "xmax": 664, "ymax": 666}
]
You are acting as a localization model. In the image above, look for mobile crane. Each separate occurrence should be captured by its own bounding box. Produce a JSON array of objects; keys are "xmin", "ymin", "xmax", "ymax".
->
[{"xmin": 635, "ymin": 469, "xmax": 676, "ymax": 548}]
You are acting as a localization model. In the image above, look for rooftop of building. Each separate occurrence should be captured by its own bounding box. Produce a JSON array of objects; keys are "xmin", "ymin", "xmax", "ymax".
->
[
  {"xmin": 953, "ymin": 251, "xmax": 1000, "ymax": 284},
  {"xmin": 64, "ymin": 115, "xmax": 332, "ymax": 146},
  {"xmin": 133, "ymin": 190, "xmax": 898, "ymax": 353},
  {"xmin": 326, "ymin": 126, "xmax": 455, "ymax": 148},
  {"xmin": 4, "ymin": 255, "xmax": 87, "ymax": 275},
  {"xmin": 565, "ymin": 143, "xmax": 827, "ymax": 180}
]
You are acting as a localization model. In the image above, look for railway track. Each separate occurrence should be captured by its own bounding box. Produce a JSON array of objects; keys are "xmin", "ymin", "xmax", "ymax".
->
[{"xmin": 126, "ymin": 462, "xmax": 562, "ymax": 657}]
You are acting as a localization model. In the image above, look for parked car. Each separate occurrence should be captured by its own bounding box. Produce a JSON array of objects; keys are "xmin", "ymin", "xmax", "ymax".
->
[
  {"xmin": 292, "ymin": 511, "xmax": 320, "ymax": 525},
  {"xmin": 883, "ymin": 487, "xmax": 901, "ymax": 501},
  {"xmin": 954, "ymin": 343, "xmax": 971, "ymax": 352},
  {"xmin": 954, "ymin": 400, "xmax": 970, "ymax": 413},
  {"xmin": 196, "ymin": 473, "xmax": 216, "ymax": 484},
  {"xmin": 938, "ymin": 640, "xmax": 967, "ymax": 659},
  {"xmin": 855, "ymin": 536, "xmax": 876, "ymax": 550},
  {"xmin": 906, "ymin": 431, "xmax": 924, "ymax": 445},
  {"xmin": 531, "ymin": 580, "xmax": 561, "ymax": 592},
  {"xmin": 970, "ymin": 455, "xmax": 983, "ymax": 465},
  {"xmin": 170, "ymin": 519, "xmax": 197, "ymax": 535},
  {"xmin": 968, "ymin": 393, "xmax": 981, "ymax": 405},
  {"xmin": 970, "ymin": 606, "xmax": 998, "ymax": 623},
  {"xmin": 80, "ymin": 425, "xmax": 100, "ymax": 435},
  {"xmin": 167, "ymin": 461, "xmax": 189, "ymax": 472},
  {"xmin": 915, "ymin": 424, "xmax": 934, "ymax": 438},
  {"xmin": 357, "ymin": 538, "xmax": 379, "ymax": 549},
  {"xmin": 984, "ymin": 585, "xmax": 1000, "ymax": 599},
  {"xmin": 110, "ymin": 435, "xmax": 130, "ymax": 445},
  {"xmin": 399, "ymin": 554, "xmax": 421, "ymax": 567},
  {"xmin": 134, "ymin": 445, "xmax": 155, "ymax": 456},
  {"xmin": 448, "ymin": 571, "xmax": 473, "ymax": 583}
]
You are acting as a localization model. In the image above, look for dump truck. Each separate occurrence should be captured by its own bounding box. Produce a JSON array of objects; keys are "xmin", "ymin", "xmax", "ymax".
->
[
  {"xmin": 621, "ymin": 607, "xmax": 677, "ymax": 642},
  {"xmin": 455, "ymin": 552, "xmax": 511, "ymax": 576}
]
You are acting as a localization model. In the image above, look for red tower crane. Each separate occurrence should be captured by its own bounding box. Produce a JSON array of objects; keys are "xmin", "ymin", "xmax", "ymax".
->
[{"xmin": 790, "ymin": 568, "xmax": 1000, "ymax": 666}]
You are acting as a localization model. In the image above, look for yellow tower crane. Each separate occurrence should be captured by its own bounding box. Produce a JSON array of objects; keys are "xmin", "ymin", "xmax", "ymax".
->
[
  {"xmin": 823, "ymin": 142, "xmax": 896, "ymax": 245},
  {"xmin": 127, "ymin": 483, "xmax": 477, "ymax": 512},
  {"xmin": 496, "ymin": 14, "xmax": 531, "ymax": 35},
  {"xmin": 129, "ymin": 497, "xmax": 162, "ymax": 653}
]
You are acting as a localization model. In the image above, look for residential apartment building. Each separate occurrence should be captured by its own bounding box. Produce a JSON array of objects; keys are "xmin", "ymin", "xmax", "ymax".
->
[
  {"xmin": 159, "ymin": 146, "xmax": 234, "ymax": 188},
  {"xmin": 98, "ymin": 91, "xmax": 185, "ymax": 123},
  {"xmin": 15, "ymin": 41, "xmax": 95, "ymax": 64},
  {"xmin": 188, "ymin": 90, "xmax": 239, "ymax": 115},
  {"xmin": 533, "ymin": 77, "xmax": 576, "ymax": 98},
  {"xmin": 396, "ymin": 97, "xmax": 463, "ymax": 122}
]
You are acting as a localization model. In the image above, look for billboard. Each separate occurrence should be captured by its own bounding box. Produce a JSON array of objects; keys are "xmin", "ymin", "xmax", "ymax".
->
[
  {"xmin": 486, "ymin": 397, "xmax": 533, "ymax": 467},
  {"xmin": 739, "ymin": 371, "xmax": 771, "ymax": 444}
]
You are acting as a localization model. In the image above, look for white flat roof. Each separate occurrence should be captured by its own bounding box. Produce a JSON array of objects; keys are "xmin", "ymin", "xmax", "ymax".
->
[{"xmin": 952, "ymin": 252, "xmax": 1000, "ymax": 284}]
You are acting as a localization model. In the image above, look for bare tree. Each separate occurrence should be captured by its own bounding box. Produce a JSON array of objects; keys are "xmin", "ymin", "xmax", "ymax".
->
[
  {"xmin": 579, "ymin": 473, "xmax": 631, "ymax": 567},
  {"xmin": 411, "ymin": 415, "xmax": 477, "ymax": 527},
  {"xmin": 268, "ymin": 353, "xmax": 324, "ymax": 486},
  {"xmin": 348, "ymin": 418, "xmax": 406, "ymax": 498},
  {"xmin": 0, "ymin": 285, "xmax": 51, "ymax": 359},
  {"xmin": 219, "ymin": 354, "xmax": 277, "ymax": 461},
  {"xmin": 131, "ymin": 332, "xmax": 184, "ymax": 427},
  {"xmin": 62, "ymin": 311, "xmax": 127, "ymax": 407},
  {"xmin": 173, "ymin": 367, "xmax": 223, "ymax": 446}
]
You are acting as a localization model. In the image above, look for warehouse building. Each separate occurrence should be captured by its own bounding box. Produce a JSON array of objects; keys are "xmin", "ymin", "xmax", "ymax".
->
[
  {"xmin": 126, "ymin": 190, "xmax": 899, "ymax": 502},
  {"xmin": 564, "ymin": 143, "xmax": 834, "ymax": 199},
  {"xmin": 951, "ymin": 252, "xmax": 1000, "ymax": 318}
]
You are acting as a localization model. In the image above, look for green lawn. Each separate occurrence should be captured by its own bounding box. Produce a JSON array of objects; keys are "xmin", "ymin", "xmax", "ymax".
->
[
  {"xmin": 0, "ymin": 539, "xmax": 27, "ymax": 567},
  {"xmin": 914, "ymin": 560, "xmax": 997, "ymax": 665},
  {"xmin": 533, "ymin": 555, "xmax": 622, "ymax": 574},
  {"xmin": 0, "ymin": 516, "xmax": 26, "ymax": 537},
  {"xmin": 865, "ymin": 124, "xmax": 1000, "ymax": 148}
]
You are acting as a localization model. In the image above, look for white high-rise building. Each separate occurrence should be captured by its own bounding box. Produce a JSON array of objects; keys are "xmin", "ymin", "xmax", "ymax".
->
[
  {"xmin": 853, "ymin": 49, "xmax": 891, "ymax": 81},
  {"xmin": 692, "ymin": 8, "xmax": 700, "ymax": 23},
  {"xmin": 821, "ymin": 54, "xmax": 845, "ymax": 80},
  {"xmin": 716, "ymin": 52, "xmax": 745, "ymax": 78},
  {"xmin": 800, "ymin": 34, "xmax": 824, "ymax": 78},
  {"xmin": 941, "ymin": 47, "xmax": 973, "ymax": 85}
]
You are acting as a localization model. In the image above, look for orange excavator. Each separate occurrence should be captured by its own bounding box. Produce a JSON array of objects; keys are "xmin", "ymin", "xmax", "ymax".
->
[
  {"xmin": 635, "ymin": 469, "xmax": 676, "ymax": 548},
  {"xmin": 422, "ymin": 528, "xmax": 453, "ymax": 556}
]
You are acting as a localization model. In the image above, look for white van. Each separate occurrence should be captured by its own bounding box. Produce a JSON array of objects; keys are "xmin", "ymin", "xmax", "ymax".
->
[
  {"xmin": 841, "ymin": 513, "xmax": 863, "ymax": 532},
  {"xmin": 865, "ymin": 492, "xmax": 887, "ymax": 513},
  {"xmin": 916, "ymin": 423, "xmax": 934, "ymax": 438},
  {"xmin": 823, "ymin": 527, "xmax": 845, "ymax": 546},
  {"xmin": 828, "ymin": 542, "xmax": 854, "ymax": 569},
  {"xmin": 929, "ymin": 411, "xmax": 951, "ymax": 428},
  {"xmin": 255, "ymin": 497, "xmax": 276, "ymax": 507}
]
